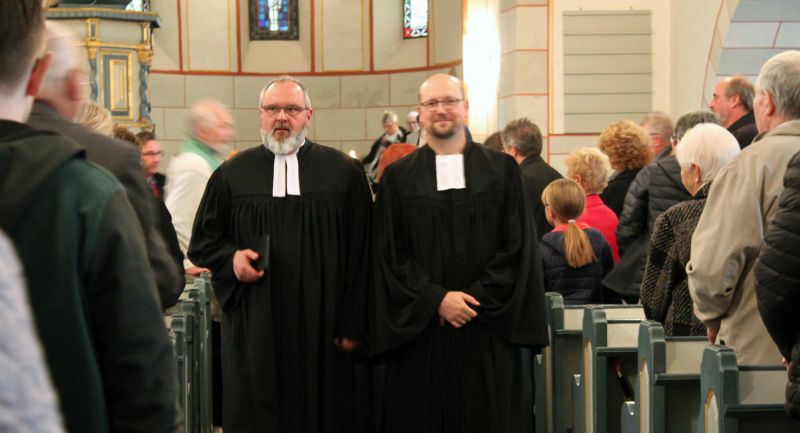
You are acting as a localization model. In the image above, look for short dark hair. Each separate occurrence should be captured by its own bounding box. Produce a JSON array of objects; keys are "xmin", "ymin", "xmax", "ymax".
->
[
  {"xmin": 113, "ymin": 125, "xmax": 137, "ymax": 145},
  {"xmin": 725, "ymin": 75, "xmax": 755, "ymax": 112},
  {"xmin": 483, "ymin": 131, "xmax": 504, "ymax": 151},
  {"xmin": 502, "ymin": 118, "xmax": 543, "ymax": 157},
  {"xmin": 0, "ymin": 1, "xmax": 45, "ymax": 89},
  {"xmin": 136, "ymin": 130, "xmax": 157, "ymax": 146},
  {"xmin": 674, "ymin": 110, "xmax": 721, "ymax": 141}
]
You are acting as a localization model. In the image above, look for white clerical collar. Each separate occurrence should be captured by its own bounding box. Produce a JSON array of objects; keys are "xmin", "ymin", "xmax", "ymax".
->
[
  {"xmin": 435, "ymin": 154, "xmax": 465, "ymax": 191},
  {"xmin": 272, "ymin": 139, "xmax": 305, "ymax": 197}
]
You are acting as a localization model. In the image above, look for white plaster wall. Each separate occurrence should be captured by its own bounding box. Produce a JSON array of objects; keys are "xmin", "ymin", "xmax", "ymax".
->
[{"xmin": 669, "ymin": 0, "xmax": 724, "ymax": 117}]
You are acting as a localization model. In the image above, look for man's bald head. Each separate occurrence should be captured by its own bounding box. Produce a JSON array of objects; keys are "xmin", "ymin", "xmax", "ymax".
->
[{"xmin": 418, "ymin": 74, "xmax": 466, "ymax": 102}]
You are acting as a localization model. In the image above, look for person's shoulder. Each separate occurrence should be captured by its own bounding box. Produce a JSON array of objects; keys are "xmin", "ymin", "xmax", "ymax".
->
[{"xmin": 56, "ymin": 158, "xmax": 125, "ymax": 199}]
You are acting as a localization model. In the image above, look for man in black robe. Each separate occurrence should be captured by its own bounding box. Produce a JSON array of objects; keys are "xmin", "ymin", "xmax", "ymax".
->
[
  {"xmin": 370, "ymin": 74, "xmax": 549, "ymax": 433},
  {"xmin": 188, "ymin": 76, "xmax": 372, "ymax": 433}
]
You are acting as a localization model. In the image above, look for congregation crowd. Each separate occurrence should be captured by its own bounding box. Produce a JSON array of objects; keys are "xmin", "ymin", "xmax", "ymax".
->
[{"xmin": 3, "ymin": 2, "xmax": 800, "ymax": 433}]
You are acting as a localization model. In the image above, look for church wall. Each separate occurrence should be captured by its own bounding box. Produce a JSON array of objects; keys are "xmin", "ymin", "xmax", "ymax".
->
[{"xmin": 148, "ymin": 0, "xmax": 463, "ymax": 164}]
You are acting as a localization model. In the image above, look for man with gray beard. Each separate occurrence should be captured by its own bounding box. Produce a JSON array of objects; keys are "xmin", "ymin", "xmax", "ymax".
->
[{"xmin": 188, "ymin": 76, "xmax": 373, "ymax": 433}]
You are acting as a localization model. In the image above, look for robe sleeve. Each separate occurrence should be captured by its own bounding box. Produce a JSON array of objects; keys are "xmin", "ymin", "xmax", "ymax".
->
[
  {"xmin": 461, "ymin": 159, "xmax": 547, "ymax": 346},
  {"xmin": 369, "ymin": 171, "xmax": 449, "ymax": 355},
  {"xmin": 187, "ymin": 168, "xmax": 241, "ymax": 310},
  {"xmin": 84, "ymin": 190, "xmax": 181, "ymax": 433},
  {"xmin": 335, "ymin": 163, "xmax": 373, "ymax": 340}
]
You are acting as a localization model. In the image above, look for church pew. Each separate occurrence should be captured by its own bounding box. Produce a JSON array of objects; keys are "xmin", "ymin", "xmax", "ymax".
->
[
  {"xmin": 534, "ymin": 293, "xmax": 584, "ymax": 433},
  {"xmin": 699, "ymin": 345, "xmax": 800, "ymax": 433},
  {"xmin": 170, "ymin": 307, "xmax": 194, "ymax": 433},
  {"xmin": 573, "ymin": 305, "xmax": 646, "ymax": 433},
  {"xmin": 535, "ymin": 297, "xmax": 644, "ymax": 433},
  {"xmin": 620, "ymin": 320, "xmax": 707, "ymax": 433},
  {"xmin": 188, "ymin": 274, "xmax": 214, "ymax": 433}
]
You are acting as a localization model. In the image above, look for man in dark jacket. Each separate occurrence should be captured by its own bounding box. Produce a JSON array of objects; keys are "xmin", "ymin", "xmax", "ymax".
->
[
  {"xmin": 27, "ymin": 21, "xmax": 183, "ymax": 309},
  {"xmin": 502, "ymin": 117, "xmax": 563, "ymax": 239},
  {"xmin": 363, "ymin": 110, "xmax": 409, "ymax": 185},
  {"xmin": 0, "ymin": 2, "xmax": 182, "ymax": 432},
  {"xmin": 710, "ymin": 75, "xmax": 758, "ymax": 149},
  {"xmin": 755, "ymin": 151, "xmax": 800, "ymax": 419}
]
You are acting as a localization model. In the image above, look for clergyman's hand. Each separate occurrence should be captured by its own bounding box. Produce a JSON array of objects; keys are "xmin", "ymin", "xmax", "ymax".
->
[
  {"xmin": 233, "ymin": 249, "xmax": 264, "ymax": 283},
  {"xmin": 438, "ymin": 291, "xmax": 480, "ymax": 328}
]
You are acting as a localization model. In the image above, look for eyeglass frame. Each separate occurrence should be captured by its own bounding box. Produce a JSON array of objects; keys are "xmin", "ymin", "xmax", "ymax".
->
[
  {"xmin": 418, "ymin": 98, "xmax": 465, "ymax": 111},
  {"xmin": 141, "ymin": 150, "xmax": 164, "ymax": 157},
  {"xmin": 259, "ymin": 104, "xmax": 310, "ymax": 117}
]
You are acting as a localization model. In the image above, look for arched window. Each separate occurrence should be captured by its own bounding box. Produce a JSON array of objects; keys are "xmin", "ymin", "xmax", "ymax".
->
[
  {"xmin": 404, "ymin": 0, "xmax": 428, "ymax": 39},
  {"xmin": 249, "ymin": 0, "xmax": 298, "ymax": 40}
]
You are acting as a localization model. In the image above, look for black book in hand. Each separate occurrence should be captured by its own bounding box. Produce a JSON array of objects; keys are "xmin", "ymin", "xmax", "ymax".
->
[{"xmin": 246, "ymin": 234, "xmax": 270, "ymax": 271}]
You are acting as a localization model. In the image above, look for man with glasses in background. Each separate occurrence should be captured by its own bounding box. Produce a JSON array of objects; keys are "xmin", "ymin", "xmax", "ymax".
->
[
  {"xmin": 188, "ymin": 76, "xmax": 372, "ymax": 433},
  {"xmin": 136, "ymin": 130, "xmax": 165, "ymax": 198},
  {"xmin": 370, "ymin": 74, "xmax": 548, "ymax": 433}
]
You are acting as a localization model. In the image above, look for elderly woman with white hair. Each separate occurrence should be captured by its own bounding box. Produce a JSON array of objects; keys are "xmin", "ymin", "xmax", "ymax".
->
[{"xmin": 640, "ymin": 123, "xmax": 740, "ymax": 336}]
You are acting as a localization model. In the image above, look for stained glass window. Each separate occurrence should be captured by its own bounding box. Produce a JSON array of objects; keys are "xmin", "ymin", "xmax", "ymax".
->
[
  {"xmin": 249, "ymin": 0, "xmax": 298, "ymax": 41},
  {"xmin": 403, "ymin": 0, "xmax": 428, "ymax": 39}
]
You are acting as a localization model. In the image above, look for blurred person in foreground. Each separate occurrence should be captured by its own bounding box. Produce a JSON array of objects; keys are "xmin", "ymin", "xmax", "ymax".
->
[{"xmin": 0, "ymin": 4, "xmax": 181, "ymax": 432}]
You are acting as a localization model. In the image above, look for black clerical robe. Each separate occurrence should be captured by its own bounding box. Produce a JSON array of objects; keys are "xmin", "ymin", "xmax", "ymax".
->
[
  {"xmin": 370, "ymin": 142, "xmax": 548, "ymax": 433},
  {"xmin": 188, "ymin": 142, "xmax": 372, "ymax": 433}
]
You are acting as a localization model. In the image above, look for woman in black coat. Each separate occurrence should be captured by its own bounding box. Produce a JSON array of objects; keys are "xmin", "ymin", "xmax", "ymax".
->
[
  {"xmin": 755, "ymin": 149, "xmax": 800, "ymax": 419},
  {"xmin": 598, "ymin": 120, "xmax": 653, "ymax": 217}
]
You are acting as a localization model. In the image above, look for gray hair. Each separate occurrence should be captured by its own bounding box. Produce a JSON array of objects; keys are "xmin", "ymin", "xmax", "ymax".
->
[
  {"xmin": 756, "ymin": 50, "xmax": 800, "ymax": 120},
  {"xmin": 39, "ymin": 21, "xmax": 80, "ymax": 94},
  {"xmin": 502, "ymin": 117, "xmax": 543, "ymax": 157},
  {"xmin": 187, "ymin": 99, "xmax": 229, "ymax": 137},
  {"xmin": 674, "ymin": 110, "xmax": 721, "ymax": 141},
  {"xmin": 258, "ymin": 75, "xmax": 312, "ymax": 109},
  {"xmin": 725, "ymin": 75, "xmax": 755, "ymax": 112},
  {"xmin": 675, "ymin": 123, "xmax": 740, "ymax": 184},
  {"xmin": 382, "ymin": 110, "xmax": 398, "ymax": 124},
  {"xmin": 640, "ymin": 111, "xmax": 674, "ymax": 140}
]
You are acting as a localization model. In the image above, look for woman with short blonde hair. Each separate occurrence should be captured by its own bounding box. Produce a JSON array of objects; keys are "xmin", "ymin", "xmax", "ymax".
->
[
  {"xmin": 566, "ymin": 148, "xmax": 619, "ymax": 261},
  {"xmin": 76, "ymin": 101, "xmax": 113, "ymax": 136}
]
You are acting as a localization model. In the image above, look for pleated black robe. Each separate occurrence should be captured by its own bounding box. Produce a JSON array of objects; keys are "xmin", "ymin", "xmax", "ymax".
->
[
  {"xmin": 188, "ymin": 141, "xmax": 372, "ymax": 433},
  {"xmin": 369, "ymin": 142, "xmax": 548, "ymax": 433}
]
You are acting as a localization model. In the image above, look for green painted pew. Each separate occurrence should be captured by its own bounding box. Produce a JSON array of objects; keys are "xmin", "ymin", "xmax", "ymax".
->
[
  {"xmin": 573, "ymin": 305, "xmax": 645, "ymax": 433},
  {"xmin": 620, "ymin": 320, "xmax": 707, "ymax": 433},
  {"xmin": 699, "ymin": 345, "xmax": 800, "ymax": 433}
]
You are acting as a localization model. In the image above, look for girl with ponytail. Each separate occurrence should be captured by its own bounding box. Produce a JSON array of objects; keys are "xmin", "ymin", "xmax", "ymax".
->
[{"xmin": 540, "ymin": 179, "xmax": 617, "ymax": 305}]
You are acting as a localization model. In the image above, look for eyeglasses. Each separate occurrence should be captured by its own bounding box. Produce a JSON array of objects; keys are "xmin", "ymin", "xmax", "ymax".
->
[
  {"xmin": 419, "ymin": 98, "xmax": 464, "ymax": 111},
  {"xmin": 260, "ymin": 105, "xmax": 308, "ymax": 117},
  {"xmin": 141, "ymin": 151, "xmax": 164, "ymax": 157}
]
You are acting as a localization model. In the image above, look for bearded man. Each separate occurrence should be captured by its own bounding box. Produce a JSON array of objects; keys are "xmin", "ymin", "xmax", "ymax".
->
[{"xmin": 188, "ymin": 76, "xmax": 372, "ymax": 433}]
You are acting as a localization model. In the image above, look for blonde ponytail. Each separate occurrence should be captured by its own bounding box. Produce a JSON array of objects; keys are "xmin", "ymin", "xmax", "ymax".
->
[
  {"xmin": 563, "ymin": 219, "xmax": 596, "ymax": 267},
  {"xmin": 541, "ymin": 179, "xmax": 597, "ymax": 268}
]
